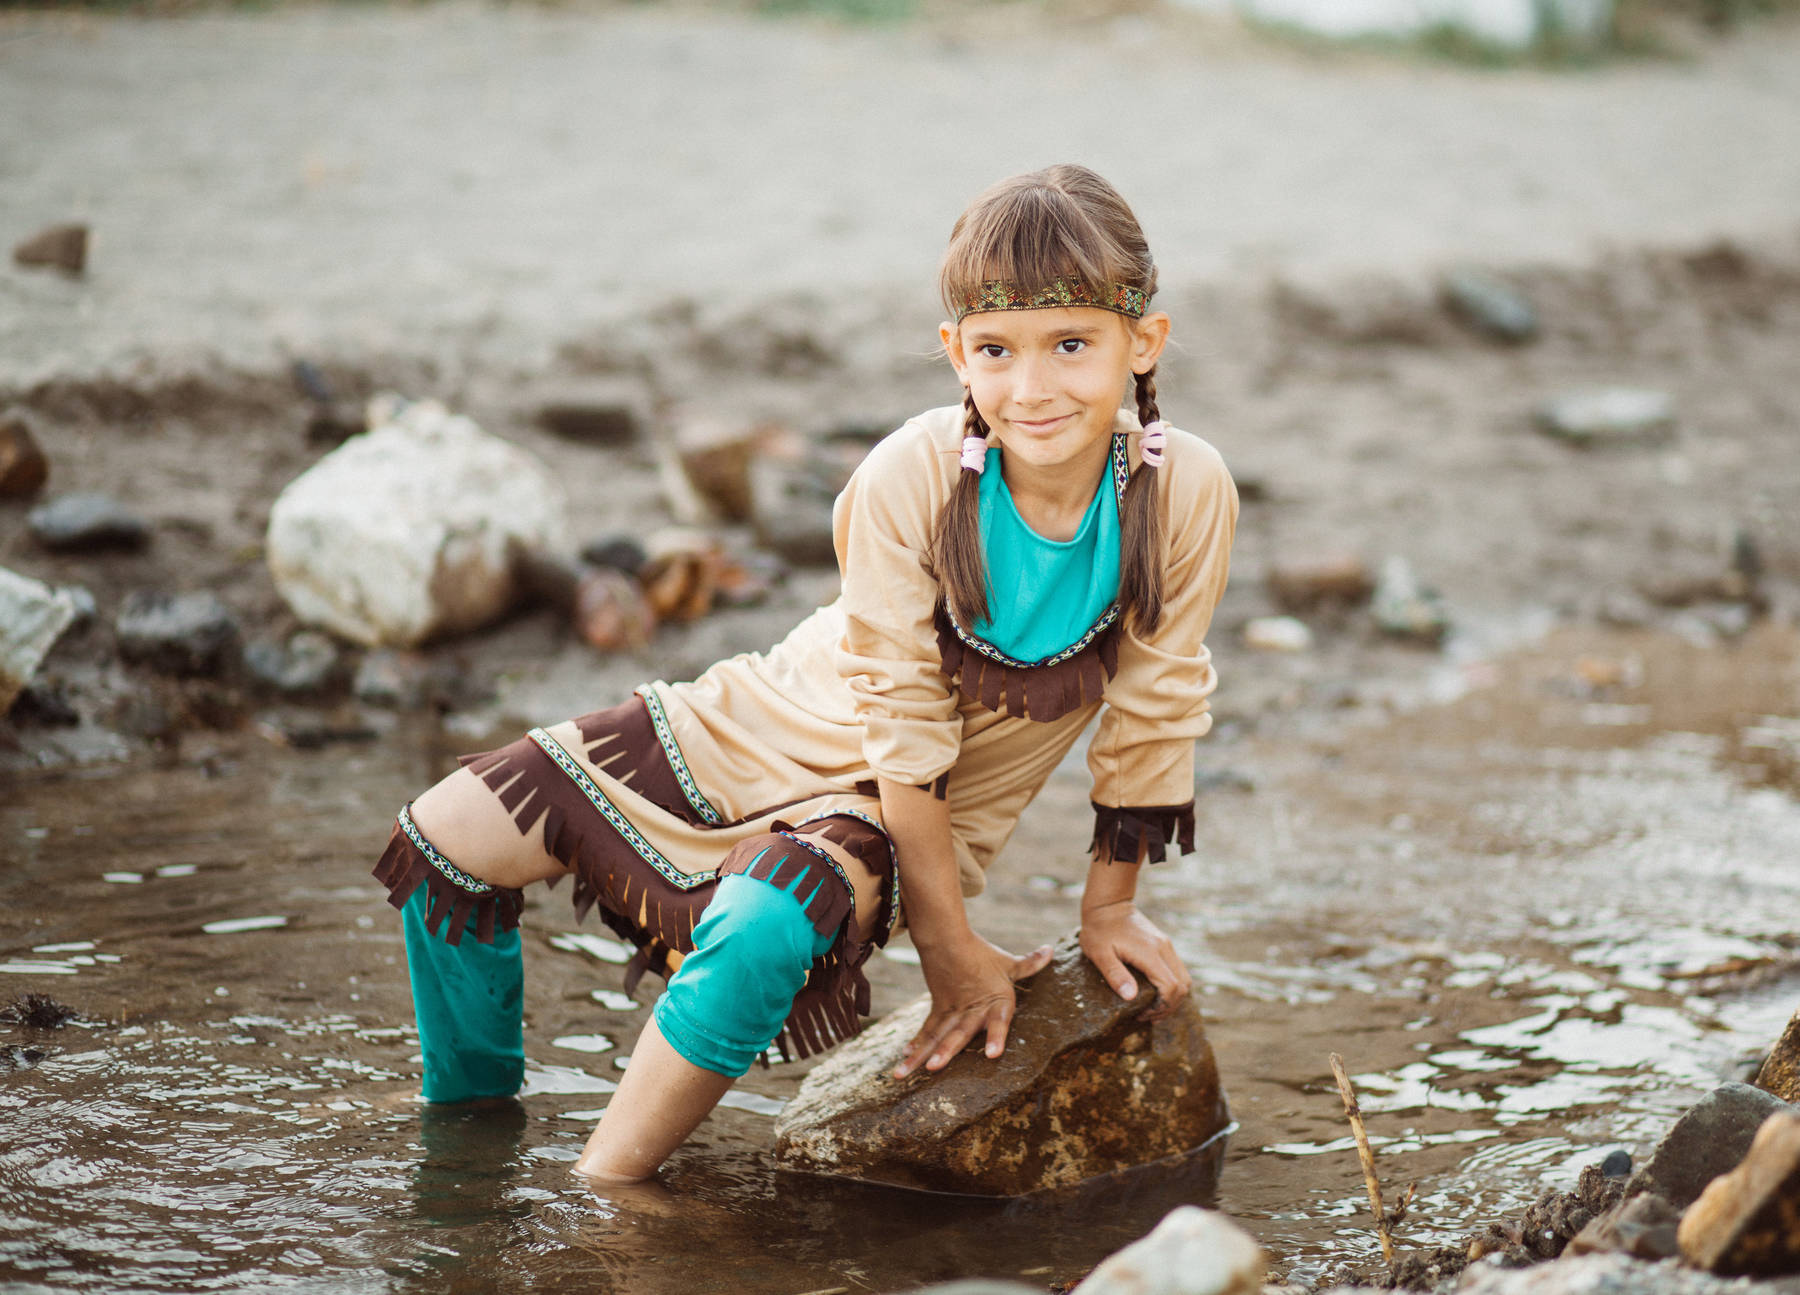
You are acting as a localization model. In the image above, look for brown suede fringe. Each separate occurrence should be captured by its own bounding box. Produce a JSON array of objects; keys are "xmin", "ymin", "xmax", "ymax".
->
[
  {"xmin": 935, "ymin": 606, "xmax": 1119, "ymax": 721},
  {"xmin": 1089, "ymin": 801, "xmax": 1197, "ymax": 865},
  {"xmin": 372, "ymin": 818, "xmax": 524, "ymax": 947}
]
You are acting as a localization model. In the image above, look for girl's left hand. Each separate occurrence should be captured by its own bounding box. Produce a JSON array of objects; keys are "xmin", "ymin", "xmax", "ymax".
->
[{"xmin": 1079, "ymin": 900, "xmax": 1191, "ymax": 1022}]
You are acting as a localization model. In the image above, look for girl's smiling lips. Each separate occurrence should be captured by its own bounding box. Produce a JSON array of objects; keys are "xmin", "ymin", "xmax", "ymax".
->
[{"xmin": 1009, "ymin": 413, "xmax": 1075, "ymax": 432}]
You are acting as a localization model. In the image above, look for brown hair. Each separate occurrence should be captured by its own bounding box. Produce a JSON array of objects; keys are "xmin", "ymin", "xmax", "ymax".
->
[{"xmin": 932, "ymin": 164, "xmax": 1165, "ymax": 638}]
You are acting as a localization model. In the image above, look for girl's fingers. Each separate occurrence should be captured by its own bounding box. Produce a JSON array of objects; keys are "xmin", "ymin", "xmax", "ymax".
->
[
  {"xmin": 980, "ymin": 1000, "xmax": 1014, "ymax": 1059},
  {"xmin": 1087, "ymin": 943, "xmax": 1140, "ymax": 1003},
  {"xmin": 1013, "ymin": 943, "xmax": 1055, "ymax": 980}
]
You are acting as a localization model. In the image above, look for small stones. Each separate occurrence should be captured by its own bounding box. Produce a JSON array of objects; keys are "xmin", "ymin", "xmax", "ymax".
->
[
  {"xmin": 0, "ymin": 567, "xmax": 82, "ymax": 714},
  {"xmin": 1566, "ymin": 1191, "xmax": 1680, "ymax": 1260},
  {"xmin": 1536, "ymin": 387, "xmax": 1676, "ymax": 447},
  {"xmin": 0, "ymin": 407, "xmax": 50, "ymax": 499},
  {"xmin": 1443, "ymin": 268, "xmax": 1540, "ymax": 344},
  {"xmin": 1627, "ymin": 1082, "xmax": 1795, "ymax": 1209},
  {"xmin": 114, "ymin": 591, "xmax": 240, "ymax": 677},
  {"xmin": 12, "ymin": 222, "xmax": 88, "ymax": 275},
  {"xmin": 1371, "ymin": 556, "xmax": 1450, "ymax": 644},
  {"xmin": 1756, "ymin": 1005, "xmax": 1800, "ymax": 1105},
  {"xmin": 28, "ymin": 493, "xmax": 150, "ymax": 553},
  {"xmin": 573, "ymin": 569, "xmax": 656, "ymax": 652},
  {"xmin": 1243, "ymin": 616, "xmax": 1313, "ymax": 652},
  {"xmin": 243, "ymin": 630, "xmax": 343, "ymax": 697},
  {"xmin": 1677, "ymin": 1110, "xmax": 1800, "ymax": 1275},
  {"xmin": 1267, "ymin": 555, "xmax": 1374, "ymax": 613},
  {"xmin": 1070, "ymin": 1206, "xmax": 1265, "ymax": 1295}
]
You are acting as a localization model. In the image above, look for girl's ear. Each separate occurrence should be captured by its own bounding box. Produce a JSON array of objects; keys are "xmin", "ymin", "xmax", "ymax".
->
[
  {"xmin": 1130, "ymin": 311, "xmax": 1171, "ymax": 375},
  {"xmin": 940, "ymin": 320, "xmax": 970, "ymax": 385}
]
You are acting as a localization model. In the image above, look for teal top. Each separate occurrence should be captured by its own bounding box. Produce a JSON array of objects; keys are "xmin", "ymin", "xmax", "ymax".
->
[{"xmin": 970, "ymin": 447, "xmax": 1121, "ymax": 663}]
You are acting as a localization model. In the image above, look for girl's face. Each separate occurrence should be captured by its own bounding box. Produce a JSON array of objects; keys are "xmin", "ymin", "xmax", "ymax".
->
[{"xmin": 941, "ymin": 306, "xmax": 1170, "ymax": 476}]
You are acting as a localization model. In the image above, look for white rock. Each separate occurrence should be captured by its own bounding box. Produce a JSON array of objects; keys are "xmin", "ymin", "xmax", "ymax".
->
[
  {"xmin": 1244, "ymin": 615, "xmax": 1314, "ymax": 652},
  {"xmin": 266, "ymin": 397, "xmax": 568, "ymax": 647},
  {"xmin": 0, "ymin": 566, "xmax": 80, "ymax": 713},
  {"xmin": 1072, "ymin": 1206, "xmax": 1265, "ymax": 1295},
  {"xmin": 1186, "ymin": 0, "xmax": 1613, "ymax": 50}
]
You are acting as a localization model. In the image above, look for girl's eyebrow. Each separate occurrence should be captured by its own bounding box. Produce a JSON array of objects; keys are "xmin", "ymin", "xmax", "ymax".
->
[{"xmin": 964, "ymin": 323, "xmax": 1104, "ymax": 344}]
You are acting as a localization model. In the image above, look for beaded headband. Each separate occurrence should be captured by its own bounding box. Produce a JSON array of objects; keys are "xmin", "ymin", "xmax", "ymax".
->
[{"xmin": 953, "ymin": 276, "xmax": 1149, "ymax": 322}]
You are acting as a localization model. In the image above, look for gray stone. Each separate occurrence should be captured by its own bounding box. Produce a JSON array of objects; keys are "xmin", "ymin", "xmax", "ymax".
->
[
  {"xmin": 1444, "ymin": 269, "xmax": 1540, "ymax": 344},
  {"xmin": 1267, "ymin": 555, "xmax": 1374, "ymax": 612},
  {"xmin": 0, "ymin": 407, "xmax": 49, "ymax": 499},
  {"xmin": 114, "ymin": 591, "xmax": 239, "ymax": 677},
  {"xmin": 773, "ymin": 934, "xmax": 1230, "ymax": 1197},
  {"xmin": 266, "ymin": 396, "xmax": 567, "ymax": 647},
  {"xmin": 1072, "ymin": 1206, "xmax": 1264, "ymax": 1295},
  {"xmin": 12, "ymin": 222, "xmax": 87, "ymax": 274},
  {"xmin": 532, "ymin": 376, "xmax": 652, "ymax": 446},
  {"xmin": 27, "ymin": 492, "xmax": 150, "ymax": 553},
  {"xmin": 0, "ymin": 566, "xmax": 81, "ymax": 713},
  {"xmin": 1454, "ymin": 1251, "xmax": 1796, "ymax": 1294},
  {"xmin": 244, "ymin": 630, "xmax": 343, "ymax": 696},
  {"xmin": 1371, "ymin": 556, "xmax": 1450, "ymax": 644},
  {"xmin": 1756, "ymin": 1005, "xmax": 1800, "ymax": 1105},
  {"xmin": 1566, "ymin": 1192, "xmax": 1680, "ymax": 1260},
  {"xmin": 750, "ymin": 456, "xmax": 837, "ymax": 567},
  {"xmin": 352, "ymin": 649, "xmax": 434, "ymax": 710},
  {"xmin": 1535, "ymin": 388, "xmax": 1675, "ymax": 447},
  {"xmin": 1627, "ymin": 1082, "xmax": 1796, "ymax": 1209},
  {"xmin": 1678, "ymin": 1110, "xmax": 1800, "ymax": 1275}
]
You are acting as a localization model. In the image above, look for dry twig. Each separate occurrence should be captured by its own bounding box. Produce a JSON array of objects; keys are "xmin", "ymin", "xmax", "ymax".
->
[{"xmin": 1330, "ymin": 1051, "xmax": 1396, "ymax": 1275}]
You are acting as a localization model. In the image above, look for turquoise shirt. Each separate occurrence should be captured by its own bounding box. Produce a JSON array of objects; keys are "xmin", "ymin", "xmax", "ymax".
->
[{"xmin": 971, "ymin": 446, "xmax": 1121, "ymax": 662}]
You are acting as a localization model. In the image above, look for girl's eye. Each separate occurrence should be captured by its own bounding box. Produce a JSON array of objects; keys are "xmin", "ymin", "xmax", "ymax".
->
[
  {"xmin": 977, "ymin": 344, "xmax": 1008, "ymax": 359},
  {"xmin": 1055, "ymin": 339, "xmax": 1087, "ymax": 354}
]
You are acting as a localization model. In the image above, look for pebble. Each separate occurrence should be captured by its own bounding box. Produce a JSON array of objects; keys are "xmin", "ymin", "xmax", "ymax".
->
[
  {"xmin": 0, "ymin": 407, "xmax": 50, "ymax": 499},
  {"xmin": 1072, "ymin": 1206, "xmax": 1265, "ymax": 1295},
  {"xmin": 114, "ymin": 591, "xmax": 240, "ymax": 677},
  {"xmin": 1267, "ymin": 555, "xmax": 1373, "ymax": 612},
  {"xmin": 243, "ymin": 630, "xmax": 343, "ymax": 696},
  {"xmin": 27, "ymin": 493, "xmax": 151, "ymax": 553},
  {"xmin": 1536, "ymin": 387, "xmax": 1676, "ymax": 447},
  {"xmin": 1244, "ymin": 616, "xmax": 1314, "ymax": 652},
  {"xmin": 1443, "ymin": 267, "xmax": 1540, "ymax": 343},
  {"xmin": 581, "ymin": 535, "xmax": 649, "ymax": 579},
  {"xmin": 12, "ymin": 222, "xmax": 88, "ymax": 274},
  {"xmin": 533, "ymin": 377, "xmax": 653, "ymax": 446},
  {"xmin": 1371, "ymin": 556, "xmax": 1450, "ymax": 644},
  {"xmin": 573, "ymin": 569, "xmax": 656, "ymax": 652}
]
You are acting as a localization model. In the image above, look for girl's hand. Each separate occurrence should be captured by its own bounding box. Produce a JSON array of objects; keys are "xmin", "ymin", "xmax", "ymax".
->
[
  {"xmin": 1079, "ymin": 900, "xmax": 1191, "ymax": 1022},
  {"xmin": 893, "ymin": 931, "xmax": 1053, "ymax": 1079}
]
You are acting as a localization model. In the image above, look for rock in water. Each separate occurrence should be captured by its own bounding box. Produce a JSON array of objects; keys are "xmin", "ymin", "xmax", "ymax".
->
[
  {"xmin": 0, "ymin": 407, "xmax": 50, "ymax": 499},
  {"xmin": 115, "ymin": 591, "xmax": 239, "ymax": 677},
  {"xmin": 0, "ymin": 567, "xmax": 81, "ymax": 713},
  {"xmin": 1072, "ymin": 1206, "xmax": 1264, "ymax": 1295},
  {"xmin": 1628, "ymin": 1082, "xmax": 1796, "ymax": 1209},
  {"xmin": 1756, "ymin": 1006, "xmax": 1800, "ymax": 1105},
  {"xmin": 12, "ymin": 223, "xmax": 88, "ymax": 274},
  {"xmin": 265, "ymin": 397, "xmax": 567, "ymax": 647},
  {"xmin": 1678, "ymin": 1110, "xmax": 1800, "ymax": 1275},
  {"xmin": 773, "ymin": 935, "xmax": 1229, "ymax": 1196},
  {"xmin": 1535, "ymin": 387, "xmax": 1675, "ymax": 447},
  {"xmin": 1443, "ymin": 268, "xmax": 1540, "ymax": 343}
]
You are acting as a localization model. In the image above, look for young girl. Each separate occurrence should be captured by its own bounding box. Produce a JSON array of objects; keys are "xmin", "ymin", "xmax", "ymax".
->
[{"xmin": 371, "ymin": 163, "xmax": 1238, "ymax": 1184}]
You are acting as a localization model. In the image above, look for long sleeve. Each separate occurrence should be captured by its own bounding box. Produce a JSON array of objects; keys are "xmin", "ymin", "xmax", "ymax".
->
[
  {"xmin": 1087, "ymin": 428, "xmax": 1238, "ymax": 863},
  {"xmin": 832, "ymin": 415, "xmax": 963, "ymax": 786}
]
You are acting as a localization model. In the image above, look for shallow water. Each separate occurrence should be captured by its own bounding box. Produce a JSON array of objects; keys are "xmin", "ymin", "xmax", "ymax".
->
[{"xmin": 3, "ymin": 622, "xmax": 1797, "ymax": 1292}]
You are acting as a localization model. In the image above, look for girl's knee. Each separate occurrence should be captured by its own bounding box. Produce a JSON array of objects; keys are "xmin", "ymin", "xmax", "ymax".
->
[{"xmin": 410, "ymin": 767, "xmax": 562, "ymax": 889}]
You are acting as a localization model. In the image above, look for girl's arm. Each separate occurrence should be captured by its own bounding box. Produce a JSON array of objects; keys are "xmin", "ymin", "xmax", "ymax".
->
[
  {"xmin": 1078, "ymin": 852, "xmax": 1191, "ymax": 1021},
  {"xmin": 881, "ymin": 777, "xmax": 1052, "ymax": 1079}
]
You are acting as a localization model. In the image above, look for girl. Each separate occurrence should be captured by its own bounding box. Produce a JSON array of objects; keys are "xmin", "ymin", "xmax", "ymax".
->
[{"xmin": 371, "ymin": 163, "xmax": 1238, "ymax": 1185}]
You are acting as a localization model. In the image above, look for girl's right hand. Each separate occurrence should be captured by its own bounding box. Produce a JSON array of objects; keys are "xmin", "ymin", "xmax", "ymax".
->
[{"xmin": 892, "ymin": 932, "xmax": 1054, "ymax": 1079}]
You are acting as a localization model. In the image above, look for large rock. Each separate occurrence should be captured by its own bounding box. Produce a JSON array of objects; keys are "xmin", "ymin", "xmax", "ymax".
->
[
  {"xmin": 0, "ymin": 567, "xmax": 81, "ymax": 713},
  {"xmin": 1628, "ymin": 1083, "xmax": 1795, "ymax": 1209},
  {"xmin": 1678, "ymin": 1110, "xmax": 1800, "ymax": 1275},
  {"xmin": 1072, "ymin": 1206, "xmax": 1264, "ymax": 1295},
  {"xmin": 1757, "ymin": 1006, "xmax": 1800, "ymax": 1105},
  {"xmin": 265, "ymin": 397, "xmax": 567, "ymax": 647},
  {"xmin": 773, "ymin": 936, "xmax": 1230, "ymax": 1197}
]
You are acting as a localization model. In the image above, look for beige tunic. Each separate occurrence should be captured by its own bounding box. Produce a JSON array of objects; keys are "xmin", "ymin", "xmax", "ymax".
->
[{"xmin": 626, "ymin": 403, "xmax": 1239, "ymax": 897}]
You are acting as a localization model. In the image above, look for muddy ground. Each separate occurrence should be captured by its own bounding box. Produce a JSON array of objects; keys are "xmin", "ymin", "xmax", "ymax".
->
[{"xmin": 3, "ymin": 4, "xmax": 1800, "ymax": 1293}]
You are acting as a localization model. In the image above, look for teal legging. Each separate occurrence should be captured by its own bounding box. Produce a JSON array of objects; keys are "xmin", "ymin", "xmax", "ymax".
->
[{"xmin": 403, "ymin": 867, "xmax": 831, "ymax": 1098}]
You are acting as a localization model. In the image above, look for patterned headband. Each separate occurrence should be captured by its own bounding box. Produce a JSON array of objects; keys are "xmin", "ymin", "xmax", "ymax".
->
[{"xmin": 953, "ymin": 276, "xmax": 1149, "ymax": 322}]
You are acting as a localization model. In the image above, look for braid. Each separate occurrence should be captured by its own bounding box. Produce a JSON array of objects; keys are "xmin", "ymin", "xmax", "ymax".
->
[
  {"xmin": 931, "ymin": 389, "xmax": 992, "ymax": 629},
  {"xmin": 1120, "ymin": 366, "xmax": 1166, "ymax": 635}
]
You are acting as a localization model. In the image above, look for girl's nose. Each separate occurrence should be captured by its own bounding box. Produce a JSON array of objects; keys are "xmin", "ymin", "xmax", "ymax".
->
[{"xmin": 1010, "ymin": 354, "xmax": 1053, "ymax": 405}]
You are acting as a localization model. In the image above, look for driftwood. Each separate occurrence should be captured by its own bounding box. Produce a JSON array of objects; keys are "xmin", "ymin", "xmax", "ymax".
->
[{"xmin": 1330, "ymin": 1052, "xmax": 1396, "ymax": 1276}]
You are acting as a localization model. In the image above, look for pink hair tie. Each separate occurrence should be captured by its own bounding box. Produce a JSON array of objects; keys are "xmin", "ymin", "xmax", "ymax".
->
[
  {"xmin": 1140, "ymin": 420, "xmax": 1167, "ymax": 467},
  {"xmin": 960, "ymin": 436, "xmax": 989, "ymax": 474}
]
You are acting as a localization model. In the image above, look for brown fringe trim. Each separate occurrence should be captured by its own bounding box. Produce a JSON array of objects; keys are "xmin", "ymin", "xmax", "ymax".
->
[
  {"xmin": 371, "ymin": 819, "xmax": 525, "ymax": 947},
  {"xmin": 571, "ymin": 697, "xmax": 708, "ymax": 825},
  {"xmin": 1089, "ymin": 801, "xmax": 1196, "ymax": 865},
  {"xmin": 935, "ymin": 606, "xmax": 1119, "ymax": 721}
]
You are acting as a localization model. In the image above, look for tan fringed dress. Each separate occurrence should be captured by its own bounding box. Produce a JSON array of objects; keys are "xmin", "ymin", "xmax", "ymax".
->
[{"xmin": 373, "ymin": 404, "xmax": 1238, "ymax": 1061}]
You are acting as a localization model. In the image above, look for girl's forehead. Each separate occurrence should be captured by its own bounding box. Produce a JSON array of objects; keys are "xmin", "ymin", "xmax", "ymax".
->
[{"xmin": 957, "ymin": 306, "xmax": 1126, "ymax": 343}]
